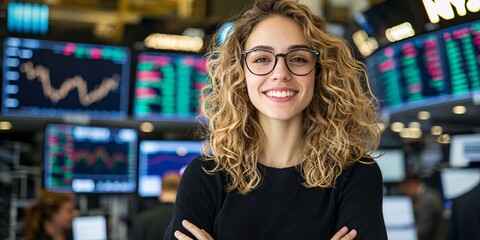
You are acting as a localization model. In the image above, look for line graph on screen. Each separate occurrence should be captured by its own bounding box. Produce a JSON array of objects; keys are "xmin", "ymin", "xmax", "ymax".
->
[
  {"xmin": 72, "ymin": 146, "xmax": 129, "ymax": 175},
  {"xmin": 20, "ymin": 61, "xmax": 120, "ymax": 106},
  {"xmin": 2, "ymin": 37, "xmax": 131, "ymax": 120}
]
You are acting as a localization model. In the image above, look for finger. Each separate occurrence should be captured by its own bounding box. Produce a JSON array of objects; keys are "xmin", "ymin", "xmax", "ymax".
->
[
  {"xmin": 182, "ymin": 220, "xmax": 209, "ymax": 240},
  {"xmin": 174, "ymin": 230, "xmax": 193, "ymax": 240},
  {"xmin": 341, "ymin": 229, "xmax": 357, "ymax": 240},
  {"xmin": 201, "ymin": 229, "xmax": 214, "ymax": 240},
  {"xmin": 330, "ymin": 226, "xmax": 349, "ymax": 240}
]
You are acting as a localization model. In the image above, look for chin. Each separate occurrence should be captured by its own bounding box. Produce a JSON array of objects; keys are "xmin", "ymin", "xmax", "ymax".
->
[{"xmin": 266, "ymin": 113, "xmax": 302, "ymax": 121}]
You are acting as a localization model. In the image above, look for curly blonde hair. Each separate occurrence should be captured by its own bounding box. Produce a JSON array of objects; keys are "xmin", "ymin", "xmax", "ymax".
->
[{"xmin": 200, "ymin": 0, "xmax": 381, "ymax": 194}]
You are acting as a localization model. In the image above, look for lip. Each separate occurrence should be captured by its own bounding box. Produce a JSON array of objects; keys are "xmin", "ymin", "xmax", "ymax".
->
[
  {"xmin": 262, "ymin": 87, "xmax": 298, "ymax": 92},
  {"xmin": 262, "ymin": 87, "xmax": 298, "ymax": 103}
]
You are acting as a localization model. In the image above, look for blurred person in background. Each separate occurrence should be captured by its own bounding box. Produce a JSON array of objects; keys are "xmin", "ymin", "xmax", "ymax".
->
[
  {"xmin": 23, "ymin": 189, "xmax": 78, "ymax": 240},
  {"xmin": 448, "ymin": 182, "xmax": 480, "ymax": 240},
  {"xmin": 399, "ymin": 174, "xmax": 444, "ymax": 240},
  {"xmin": 132, "ymin": 172, "xmax": 181, "ymax": 240}
]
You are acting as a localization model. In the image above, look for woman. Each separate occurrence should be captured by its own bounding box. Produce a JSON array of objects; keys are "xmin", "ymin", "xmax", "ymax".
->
[
  {"xmin": 23, "ymin": 190, "xmax": 78, "ymax": 240},
  {"xmin": 166, "ymin": 0, "xmax": 387, "ymax": 239}
]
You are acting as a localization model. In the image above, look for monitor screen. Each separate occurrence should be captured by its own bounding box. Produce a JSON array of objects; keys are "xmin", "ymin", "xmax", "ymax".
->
[
  {"xmin": 437, "ymin": 20, "xmax": 480, "ymax": 94},
  {"xmin": 365, "ymin": 31, "xmax": 448, "ymax": 109},
  {"xmin": 449, "ymin": 134, "xmax": 480, "ymax": 167},
  {"xmin": 439, "ymin": 168, "xmax": 480, "ymax": 209},
  {"xmin": 72, "ymin": 215, "xmax": 108, "ymax": 240},
  {"xmin": 138, "ymin": 140, "xmax": 202, "ymax": 197},
  {"xmin": 365, "ymin": 19, "xmax": 480, "ymax": 112},
  {"xmin": 374, "ymin": 149, "xmax": 406, "ymax": 183},
  {"xmin": 2, "ymin": 37, "xmax": 131, "ymax": 120},
  {"xmin": 383, "ymin": 195, "xmax": 418, "ymax": 240},
  {"xmin": 132, "ymin": 52, "xmax": 208, "ymax": 122},
  {"xmin": 44, "ymin": 124, "xmax": 138, "ymax": 193}
]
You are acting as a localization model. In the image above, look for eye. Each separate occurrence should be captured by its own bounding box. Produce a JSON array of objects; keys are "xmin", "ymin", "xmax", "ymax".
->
[
  {"xmin": 288, "ymin": 55, "xmax": 310, "ymax": 65},
  {"xmin": 248, "ymin": 51, "xmax": 274, "ymax": 64},
  {"xmin": 290, "ymin": 56, "xmax": 308, "ymax": 63},
  {"xmin": 287, "ymin": 50, "xmax": 313, "ymax": 65},
  {"xmin": 252, "ymin": 56, "xmax": 270, "ymax": 63}
]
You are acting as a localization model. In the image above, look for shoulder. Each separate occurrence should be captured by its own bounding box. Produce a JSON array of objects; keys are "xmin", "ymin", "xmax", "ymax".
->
[
  {"xmin": 183, "ymin": 155, "xmax": 218, "ymax": 178},
  {"xmin": 342, "ymin": 158, "xmax": 382, "ymax": 180},
  {"xmin": 187, "ymin": 155, "xmax": 217, "ymax": 169},
  {"xmin": 423, "ymin": 186, "xmax": 442, "ymax": 198},
  {"xmin": 336, "ymin": 158, "xmax": 383, "ymax": 188},
  {"xmin": 180, "ymin": 155, "xmax": 225, "ymax": 192},
  {"xmin": 453, "ymin": 184, "xmax": 480, "ymax": 205}
]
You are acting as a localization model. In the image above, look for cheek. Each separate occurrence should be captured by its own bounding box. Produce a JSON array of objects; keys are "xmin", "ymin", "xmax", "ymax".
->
[
  {"xmin": 304, "ymin": 79, "xmax": 315, "ymax": 102},
  {"xmin": 52, "ymin": 208, "xmax": 76, "ymax": 228},
  {"xmin": 51, "ymin": 212, "xmax": 66, "ymax": 227},
  {"xmin": 245, "ymin": 75, "xmax": 262, "ymax": 98},
  {"xmin": 59, "ymin": 213, "xmax": 74, "ymax": 228}
]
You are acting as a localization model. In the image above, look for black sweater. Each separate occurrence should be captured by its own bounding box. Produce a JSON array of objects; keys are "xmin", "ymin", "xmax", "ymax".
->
[{"xmin": 165, "ymin": 156, "xmax": 387, "ymax": 240}]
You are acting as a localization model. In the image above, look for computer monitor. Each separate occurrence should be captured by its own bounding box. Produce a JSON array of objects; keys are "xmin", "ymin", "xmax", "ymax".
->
[
  {"xmin": 449, "ymin": 134, "xmax": 480, "ymax": 167},
  {"xmin": 137, "ymin": 140, "xmax": 202, "ymax": 197},
  {"xmin": 374, "ymin": 149, "xmax": 406, "ymax": 183},
  {"xmin": 72, "ymin": 215, "xmax": 108, "ymax": 240},
  {"xmin": 44, "ymin": 124, "xmax": 138, "ymax": 193},
  {"xmin": 439, "ymin": 168, "xmax": 480, "ymax": 209},
  {"xmin": 132, "ymin": 51, "xmax": 208, "ymax": 122},
  {"xmin": 2, "ymin": 37, "xmax": 131, "ymax": 120},
  {"xmin": 364, "ymin": 18, "xmax": 480, "ymax": 113},
  {"xmin": 383, "ymin": 195, "xmax": 418, "ymax": 240}
]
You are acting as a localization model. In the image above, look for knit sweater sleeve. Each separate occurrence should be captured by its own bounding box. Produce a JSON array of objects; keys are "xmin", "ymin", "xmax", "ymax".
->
[
  {"xmin": 335, "ymin": 161, "xmax": 388, "ymax": 239},
  {"xmin": 164, "ymin": 156, "xmax": 222, "ymax": 240}
]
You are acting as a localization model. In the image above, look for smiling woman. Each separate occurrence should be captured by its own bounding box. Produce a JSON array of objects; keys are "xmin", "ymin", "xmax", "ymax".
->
[{"xmin": 164, "ymin": 0, "xmax": 387, "ymax": 239}]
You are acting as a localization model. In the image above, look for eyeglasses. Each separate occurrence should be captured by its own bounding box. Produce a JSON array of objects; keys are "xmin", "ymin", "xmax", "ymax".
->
[{"xmin": 242, "ymin": 48, "xmax": 319, "ymax": 76}]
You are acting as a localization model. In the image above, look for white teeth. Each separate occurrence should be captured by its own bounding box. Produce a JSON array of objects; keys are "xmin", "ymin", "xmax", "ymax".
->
[{"xmin": 265, "ymin": 91, "xmax": 295, "ymax": 98}]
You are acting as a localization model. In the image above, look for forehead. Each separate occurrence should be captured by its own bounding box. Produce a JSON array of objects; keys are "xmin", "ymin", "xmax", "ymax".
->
[{"xmin": 245, "ymin": 15, "xmax": 308, "ymax": 50}]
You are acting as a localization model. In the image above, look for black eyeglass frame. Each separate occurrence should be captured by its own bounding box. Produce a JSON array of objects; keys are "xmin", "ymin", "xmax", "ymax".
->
[{"xmin": 242, "ymin": 48, "xmax": 320, "ymax": 76}]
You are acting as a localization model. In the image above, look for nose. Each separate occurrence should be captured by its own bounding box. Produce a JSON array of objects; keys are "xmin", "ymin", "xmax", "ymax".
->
[{"xmin": 271, "ymin": 56, "xmax": 291, "ymax": 81}]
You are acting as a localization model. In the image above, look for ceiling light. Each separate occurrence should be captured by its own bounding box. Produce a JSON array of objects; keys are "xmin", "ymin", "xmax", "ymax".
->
[
  {"xmin": 144, "ymin": 33, "xmax": 203, "ymax": 52},
  {"xmin": 400, "ymin": 128, "xmax": 422, "ymax": 139},
  {"xmin": 408, "ymin": 122, "xmax": 421, "ymax": 129},
  {"xmin": 140, "ymin": 122, "xmax": 154, "ymax": 133},
  {"xmin": 418, "ymin": 111, "xmax": 430, "ymax": 120},
  {"xmin": 411, "ymin": 128, "xmax": 423, "ymax": 139},
  {"xmin": 452, "ymin": 105, "xmax": 466, "ymax": 114},
  {"xmin": 391, "ymin": 122, "xmax": 404, "ymax": 132},
  {"xmin": 0, "ymin": 121, "xmax": 12, "ymax": 130},
  {"xmin": 431, "ymin": 126, "xmax": 443, "ymax": 136}
]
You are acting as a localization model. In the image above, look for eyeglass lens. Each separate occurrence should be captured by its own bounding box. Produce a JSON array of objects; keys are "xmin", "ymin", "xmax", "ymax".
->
[{"xmin": 244, "ymin": 49, "xmax": 317, "ymax": 76}]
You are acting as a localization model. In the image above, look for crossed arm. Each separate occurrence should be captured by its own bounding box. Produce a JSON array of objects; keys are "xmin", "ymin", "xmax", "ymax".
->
[{"xmin": 173, "ymin": 220, "xmax": 358, "ymax": 240}]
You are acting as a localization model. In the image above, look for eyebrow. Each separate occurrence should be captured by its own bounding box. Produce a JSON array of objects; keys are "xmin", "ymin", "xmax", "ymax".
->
[{"xmin": 250, "ymin": 44, "xmax": 312, "ymax": 51}]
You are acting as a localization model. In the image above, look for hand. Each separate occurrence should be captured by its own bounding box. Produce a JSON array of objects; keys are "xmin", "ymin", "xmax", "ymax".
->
[
  {"xmin": 174, "ymin": 220, "xmax": 213, "ymax": 240},
  {"xmin": 173, "ymin": 220, "xmax": 355, "ymax": 240},
  {"xmin": 330, "ymin": 226, "xmax": 357, "ymax": 240}
]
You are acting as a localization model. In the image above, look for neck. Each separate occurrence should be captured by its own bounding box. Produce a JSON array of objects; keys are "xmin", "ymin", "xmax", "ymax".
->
[
  {"xmin": 44, "ymin": 221, "xmax": 65, "ymax": 240},
  {"xmin": 258, "ymin": 115, "xmax": 304, "ymax": 168}
]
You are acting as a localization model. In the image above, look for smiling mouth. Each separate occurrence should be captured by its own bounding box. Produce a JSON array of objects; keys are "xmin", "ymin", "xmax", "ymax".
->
[{"xmin": 264, "ymin": 90, "xmax": 297, "ymax": 98}]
